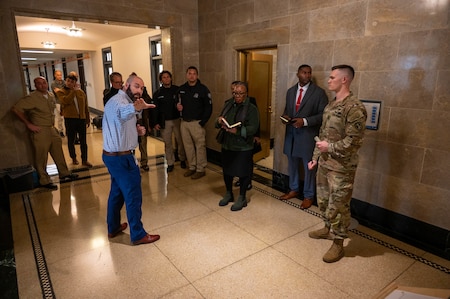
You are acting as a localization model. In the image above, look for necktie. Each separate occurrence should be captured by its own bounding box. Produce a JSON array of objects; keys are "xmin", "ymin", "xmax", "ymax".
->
[{"xmin": 295, "ymin": 88, "xmax": 303, "ymax": 112}]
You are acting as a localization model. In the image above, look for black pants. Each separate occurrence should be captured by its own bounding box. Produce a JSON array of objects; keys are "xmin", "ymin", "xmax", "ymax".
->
[{"xmin": 65, "ymin": 118, "xmax": 88, "ymax": 161}]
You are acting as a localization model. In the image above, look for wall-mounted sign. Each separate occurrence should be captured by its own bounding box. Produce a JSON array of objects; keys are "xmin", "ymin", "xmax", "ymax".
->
[{"xmin": 361, "ymin": 100, "xmax": 381, "ymax": 130}]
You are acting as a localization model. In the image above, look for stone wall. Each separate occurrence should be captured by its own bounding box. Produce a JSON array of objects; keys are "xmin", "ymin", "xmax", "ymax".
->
[{"xmin": 197, "ymin": 0, "xmax": 450, "ymax": 230}]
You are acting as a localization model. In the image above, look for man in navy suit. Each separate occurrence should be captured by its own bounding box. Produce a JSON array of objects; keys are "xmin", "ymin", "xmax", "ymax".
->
[{"xmin": 279, "ymin": 65, "xmax": 328, "ymax": 209}]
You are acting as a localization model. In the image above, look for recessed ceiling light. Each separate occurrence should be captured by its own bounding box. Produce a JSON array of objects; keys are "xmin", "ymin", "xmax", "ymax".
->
[
  {"xmin": 21, "ymin": 50, "xmax": 54, "ymax": 54},
  {"xmin": 21, "ymin": 57, "xmax": 37, "ymax": 60}
]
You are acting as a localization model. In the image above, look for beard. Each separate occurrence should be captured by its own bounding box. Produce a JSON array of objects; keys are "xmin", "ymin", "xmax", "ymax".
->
[{"xmin": 126, "ymin": 86, "xmax": 140, "ymax": 101}]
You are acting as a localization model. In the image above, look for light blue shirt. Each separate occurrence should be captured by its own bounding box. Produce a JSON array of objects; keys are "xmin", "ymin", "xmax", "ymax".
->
[{"xmin": 102, "ymin": 89, "xmax": 138, "ymax": 152}]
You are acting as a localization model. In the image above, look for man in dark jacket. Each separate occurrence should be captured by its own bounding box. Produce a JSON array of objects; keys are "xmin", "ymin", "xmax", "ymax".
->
[
  {"xmin": 279, "ymin": 64, "xmax": 328, "ymax": 209},
  {"xmin": 176, "ymin": 66, "xmax": 212, "ymax": 179}
]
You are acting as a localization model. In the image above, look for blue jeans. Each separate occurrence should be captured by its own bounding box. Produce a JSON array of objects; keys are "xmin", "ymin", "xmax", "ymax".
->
[{"xmin": 103, "ymin": 153, "xmax": 147, "ymax": 242}]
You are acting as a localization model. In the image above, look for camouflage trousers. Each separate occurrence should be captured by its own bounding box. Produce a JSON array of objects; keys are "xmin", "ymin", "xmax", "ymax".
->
[{"xmin": 316, "ymin": 165, "xmax": 356, "ymax": 239}]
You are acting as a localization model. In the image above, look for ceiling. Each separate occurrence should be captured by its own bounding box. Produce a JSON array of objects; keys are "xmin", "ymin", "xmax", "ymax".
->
[{"xmin": 16, "ymin": 16, "xmax": 160, "ymax": 65}]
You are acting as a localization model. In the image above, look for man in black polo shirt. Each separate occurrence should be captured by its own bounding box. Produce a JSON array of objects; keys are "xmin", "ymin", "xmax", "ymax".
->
[{"xmin": 176, "ymin": 66, "xmax": 212, "ymax": 179}]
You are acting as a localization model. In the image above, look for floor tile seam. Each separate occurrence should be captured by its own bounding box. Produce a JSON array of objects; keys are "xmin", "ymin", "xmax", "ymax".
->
[{"xmin": 245, "ymin": 179, "xmax": 450, "ymax": 274}]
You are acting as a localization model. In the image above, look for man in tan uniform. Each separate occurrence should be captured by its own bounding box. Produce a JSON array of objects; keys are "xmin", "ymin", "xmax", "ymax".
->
[{"xmin": 11, "ymin": 77, "xmax": 78, "ymax": 190}]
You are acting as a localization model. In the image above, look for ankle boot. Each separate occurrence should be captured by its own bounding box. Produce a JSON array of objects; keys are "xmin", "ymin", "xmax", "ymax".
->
[
  {"xmin": 308, "ymin": 226, "xmax": 331, "ymax": 239},
  {"xmin": 323, "ymin": 239, "xmax": 344, "ymax": 263},
  {"xmin": 230, "ymin": 195, "xmax": 247, "ymax": 211},
  {"xmin": 219, "ymin": 192, "xmax": 234, "ymax": 206}
]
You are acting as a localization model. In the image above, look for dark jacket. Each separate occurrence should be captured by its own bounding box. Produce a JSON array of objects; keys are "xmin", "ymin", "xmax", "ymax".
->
[{"xmin": 177, "ymin": 79, "xmax": 212, "ymax": 127}]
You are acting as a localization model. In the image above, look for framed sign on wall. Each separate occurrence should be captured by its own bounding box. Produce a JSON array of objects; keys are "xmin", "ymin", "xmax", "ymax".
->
[{"xmin": 361, "ymin": 100, "xmax": 381, "ymax": 130}]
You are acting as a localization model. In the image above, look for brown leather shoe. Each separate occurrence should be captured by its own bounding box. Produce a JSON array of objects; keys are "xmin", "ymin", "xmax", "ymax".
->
[
  {"xmin": 300, "ymin": 198, "xmax": 313, "ymax": 209},
  {"xmin": 108, "ymin": 223, "xmax": 128, "ymax": 238},
  {"xmin": 133, "ymin": 234, "xmax": 160, "ymax": 245},
  {"xmin": 279, "ymin": 191, "xmax": 299, "ymax": 200}
]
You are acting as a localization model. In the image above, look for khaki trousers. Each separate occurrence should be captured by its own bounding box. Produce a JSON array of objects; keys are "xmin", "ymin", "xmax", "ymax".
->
[
  {"xmin": 180, "ymin": 120, "xmax": 207, "ymax": 172},
  {"xmin": 31, "ymin": 126, "xmax": 71, "ymax": 185},
  {"xmin": 161, "ymin": 119, "xmax": 186, "ymax": 166}
]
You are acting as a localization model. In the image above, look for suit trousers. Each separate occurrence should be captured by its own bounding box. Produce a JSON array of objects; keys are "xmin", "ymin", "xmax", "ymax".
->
[{"xmin": 287, "ymin": 154, "xmax": 316, "ymax": 198}]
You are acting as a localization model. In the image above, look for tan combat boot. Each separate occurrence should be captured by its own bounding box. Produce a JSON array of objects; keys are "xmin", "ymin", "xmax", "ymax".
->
[
  {"xmin": 308, "ymin": 226, "xmax": 332, "ymax": 239},
  {"xmin": 323, "ymin": 239, "xmax": 344, "ymax": 263}
]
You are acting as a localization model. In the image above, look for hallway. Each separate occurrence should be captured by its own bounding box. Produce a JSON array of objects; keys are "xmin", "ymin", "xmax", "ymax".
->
[{"xmin": 7, "ymin": 128, "xmax": 450, "ymax": 298}]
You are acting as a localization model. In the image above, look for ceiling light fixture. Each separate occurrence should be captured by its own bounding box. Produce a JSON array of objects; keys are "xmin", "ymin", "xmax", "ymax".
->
[
  {"xmin": 63, "ymin": 21, "xmax": 84, "ymax": 37},
  {"xmin": 21, "ymin": 50, "xmax": 54, "ymax": 54},
  {"xmin": 41, "ymin": 28, "xmax": 56, "ymax": 49}
]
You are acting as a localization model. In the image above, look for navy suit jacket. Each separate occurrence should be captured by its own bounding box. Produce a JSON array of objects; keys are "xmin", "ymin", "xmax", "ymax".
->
[{"xmin": 282, "ymin": 82, "xmax": 328, "ymax": 159}]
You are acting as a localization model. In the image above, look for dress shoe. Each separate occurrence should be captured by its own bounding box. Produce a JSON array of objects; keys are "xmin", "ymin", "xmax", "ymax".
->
[
  {"xmin": 279, "ymin": 191, "xmax": 299, "ymax": 200},
  {"xmin": 191, "ymin": 171, "xmax": 205, "ymax": 179},
  {"xmin": 108, "ymin": 223, "xmax": 128, "ymax": 238},
  {"xmin": 133, "ymin": 234, "xmax": 160, "ymax": 245},
  {"xmin": 60, "ymin": 173, "xmax": 79, "ymax": 182},
  {"xmin": 300, "ymin": 198, "xmax": 313, "ymax": 209},
  {"xmin": 180, "ymin": 161, "xmax": 187, "ymax": 169},
  {"xmin": 59, "ymin": 131, "xmax": 65, "ymax": 137},
  {"xmin": 42, "ymin": 183, "xmax": 58, "ymax": 190},
  {"xmin": 184, "ymin": 169, "xmax": 196, "ymax": 177},
  {"xmin": 82, "ymin": 161, "xmax": 93, "ymax": 168},
  {"xmin": 234, "ymin": 180, "xmax": 241, "ymax": 187},
  {"xmin": 167, "ymin": 165, "xmax": 174, "ymax": 172},
  {"xmin": 72, "ymin": 158, "xmax": 79, "ymax": 165},
  {"xmin": 141, "ymin": 165, "xmax": 150, "ymax": 172},
  {"xmin": 74, "ymin": 138, "xmax": 80, "ymax": 144},
  {"xmin": 247, "ymin": 183, "xmax": 252, "ymax": 190}
]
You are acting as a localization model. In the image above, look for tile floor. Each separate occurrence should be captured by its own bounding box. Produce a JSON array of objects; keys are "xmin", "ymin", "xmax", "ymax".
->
[{"xmin": 9, "ymin": 127, "xmax": 450, "ymax": 298}]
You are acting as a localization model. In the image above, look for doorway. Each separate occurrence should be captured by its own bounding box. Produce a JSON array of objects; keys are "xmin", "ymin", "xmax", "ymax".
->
[{"xmin": 238, "ymin": 48, "xmax": 277, "ymax": 169}]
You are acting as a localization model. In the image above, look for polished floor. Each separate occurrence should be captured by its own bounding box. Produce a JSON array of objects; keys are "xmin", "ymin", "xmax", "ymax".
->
[{"xmin": 9, "ymin": 126, "xmax": 450, "ymax": 298}]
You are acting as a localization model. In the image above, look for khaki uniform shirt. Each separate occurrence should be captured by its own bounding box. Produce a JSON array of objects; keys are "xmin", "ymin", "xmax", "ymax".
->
[{"xmin": 13, "ymin": 91, "xmax": 56, "ymax": 127}]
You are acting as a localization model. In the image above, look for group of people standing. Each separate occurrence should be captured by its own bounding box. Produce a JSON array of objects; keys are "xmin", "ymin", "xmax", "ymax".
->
[{"xmin": 11, "ymin": 63, "xmax": 367, "ymax": 263}]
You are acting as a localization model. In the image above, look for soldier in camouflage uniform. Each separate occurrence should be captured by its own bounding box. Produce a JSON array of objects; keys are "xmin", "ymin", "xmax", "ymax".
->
[{"xmin": 307, "ymin": 65, "xmax": 367, "ymax": 263}]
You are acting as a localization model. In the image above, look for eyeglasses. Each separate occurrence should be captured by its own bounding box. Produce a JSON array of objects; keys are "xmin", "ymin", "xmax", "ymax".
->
[{"xmin": 232, "ymin": 92, "xmax": 247, "ymax": 97}]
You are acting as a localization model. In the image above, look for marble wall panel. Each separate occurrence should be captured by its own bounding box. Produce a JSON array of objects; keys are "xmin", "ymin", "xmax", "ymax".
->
[
  {"xmin": 422, "ymin": 149, "xmax": 450, "ymax": 191},
  {"xmin": 289, "ymin": 12, "xmax": 310, "ymax": 43},
  {"xmin": 353, "ymin": 167, "xmax": 381, "ymax": 205},
  {"xmin": 199, "ymin": 9, "xmax": 227, "ymax": 32},
  {"xmin": 397, "ymin": 29, "xmax": 450, "ymax": 71},
  {"xmin": 358, "ymin": 139, "xmax": 424, "ymax": 181},
  {"xmin": 434, "ymin": 70, "xmax": 450, "ymax": 112},
  {"xmin": 162, "ymin": 0, "xmax": 197, "ymax": 15},
  {"xmin": 215, "ymin": 29, "xmax": 227, "ymax": 51},
  {"xmin": 358, "ymin": 70, "xmax": 436, "ymax": 110},
  {"xmin": 254, "ymin": 0, "xmax": 290, "ymax": 22},
  {"xmin": 288, "ymin": 41, "xmax": 334, "ymax": 75},
  {"xmin": 378, "ymin": 175, "xmax": 450, "ymax": 230},
  {"xmin": 388, "ymin": 109, "xmax": 450, "ymax": 152},
  {"xmin": 366, "ymin": 0, "xmax": 449, "ymax": 36},
  {"xmin": 289, "ymin": 0, "xmax": 337, "ymax": 13},
  {"xmin": 201, "ymin": 31, "xmax": 216, "ymax": 52},
  {"xmin": 203, "ymin": 52, "xmax": 225, "ymax": 73},
  {"xmin": 226, "ymin": 27, "xmax": 290, "ymax": 49},
  {"xmin": 227, "ymin": 2, "xmax": 254, "ymax": 27},
  {"xmin": 333, "ymin": 35, "xmax": 399, "ymax": 71},
  {"xmin": 198, "ymin": 0, "xmax": 215, "ymax": 14},
  {"xmin": 309, "ymin": 1, "xmax": 366, "ymax": 41},
  {"xmin": 270, "ymin": 16, "xmax": 291, "ymax": 28}
]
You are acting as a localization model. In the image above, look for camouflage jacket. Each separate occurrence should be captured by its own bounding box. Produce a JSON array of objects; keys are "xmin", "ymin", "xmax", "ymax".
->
[{"xmin": 312, "ymin": 92, "xmax": 367, "ymax": 172}]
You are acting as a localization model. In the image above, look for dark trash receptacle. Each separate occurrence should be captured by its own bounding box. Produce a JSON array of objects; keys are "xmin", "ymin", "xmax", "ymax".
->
[{"xmin": 0, "ymin": 165, "xmax": 36, "ymax": 194}]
